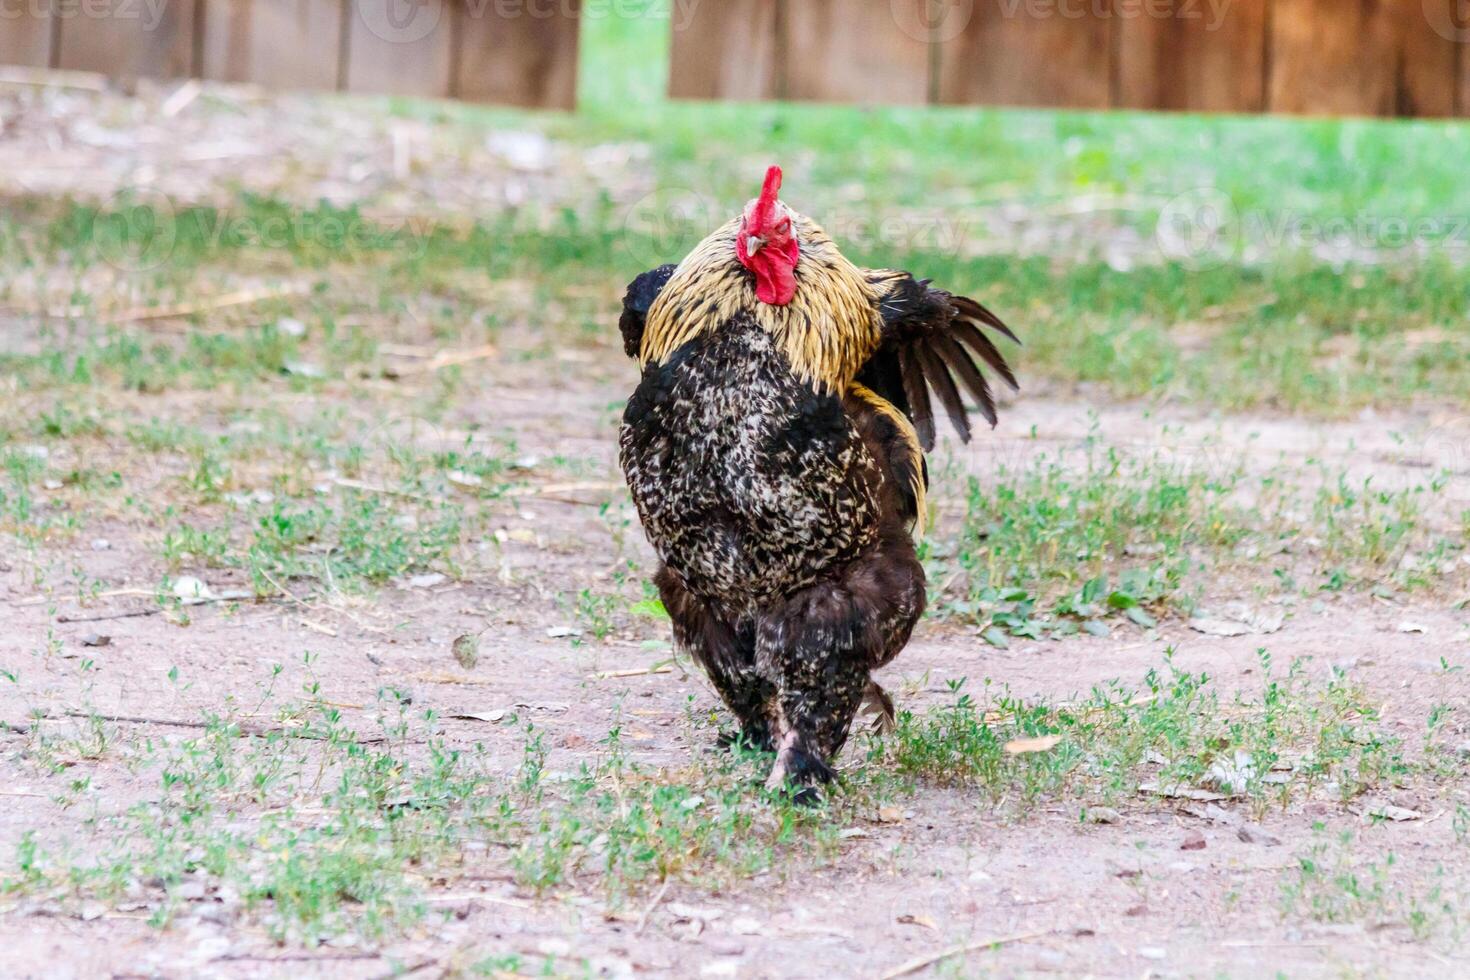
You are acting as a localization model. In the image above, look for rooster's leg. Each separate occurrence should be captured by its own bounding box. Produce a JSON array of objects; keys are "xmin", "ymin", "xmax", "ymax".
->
[
  {"xmin": 757, "ymin": 648, "xmax": 864, "ymax": 797},
  {"xmin": 757, "ymin": 533, "xmax": 925, "ymax": 797},
  {"xmin": 654, "ymin": 564, "xmax": 774, "ymax": 751}
]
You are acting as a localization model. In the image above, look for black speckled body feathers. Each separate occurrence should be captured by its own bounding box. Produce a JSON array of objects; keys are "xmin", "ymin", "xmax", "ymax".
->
[
  {"xmin": 617, "ymin": 205, "xmax": 1017, "ymax": 793},
  {"xmin": 621, "ymin": 317, "xmax": 881, "ymax": 608}
]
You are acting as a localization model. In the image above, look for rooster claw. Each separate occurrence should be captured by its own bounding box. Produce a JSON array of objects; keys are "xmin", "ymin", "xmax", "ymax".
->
[
  {"xmin": 764, "ymin": 774, "xmax": 825, "ymax": 808},
  {"xmin": 763, "ymin": 733, "xmax": 835, "ymax": 807},
  {"xmin": 788, "ymin": 785, "xmax": 822, "ymax": 807}
]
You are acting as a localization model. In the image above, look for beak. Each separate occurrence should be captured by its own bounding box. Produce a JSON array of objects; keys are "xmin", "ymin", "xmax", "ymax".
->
[{"xmin": 746, "ymin": 235, "xmax": 764, "ymax": 256}]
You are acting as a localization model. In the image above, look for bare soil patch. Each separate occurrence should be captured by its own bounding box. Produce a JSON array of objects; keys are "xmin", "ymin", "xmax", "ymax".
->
[{"xmin": 4, "ymin": 373, "xmax": 1468, "ymax": 977}]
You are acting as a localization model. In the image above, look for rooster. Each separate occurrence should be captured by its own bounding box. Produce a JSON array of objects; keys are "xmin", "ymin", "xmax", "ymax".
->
[{"xmin": 618, "ymin": 167, "xmax": 1017, "ymax": 797}]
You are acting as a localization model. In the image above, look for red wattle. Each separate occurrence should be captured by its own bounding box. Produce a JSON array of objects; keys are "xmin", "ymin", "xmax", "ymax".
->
[{"xmin": 748, "ymin": 243, "xmax": 797, "ymax": 306}]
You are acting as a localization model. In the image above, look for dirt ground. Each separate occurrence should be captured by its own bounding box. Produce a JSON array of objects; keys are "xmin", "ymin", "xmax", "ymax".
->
[
  {"xmin": 4, "ymin": 379, "xmax": 1469, "ymax": 978},
  {"xmin": 2, "ymin": 82, "xmax": 1470, "ymax": 979}
]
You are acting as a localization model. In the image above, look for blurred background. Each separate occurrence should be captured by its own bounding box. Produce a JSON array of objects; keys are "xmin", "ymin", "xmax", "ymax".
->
[{"xmin": 4, "ymin": 0, "xmax": 1469, "ymax": 411}]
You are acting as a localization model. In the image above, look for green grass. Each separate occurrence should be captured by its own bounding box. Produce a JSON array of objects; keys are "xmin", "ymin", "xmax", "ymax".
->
[
  {"xmin": 5, "ymin": 651, "xmax": 1450, "ymax": 941},
  {"xmin": 925, "ymin": 429, "xmax": 1464, "ymax": 639},
  {"xmin": 5, "ymin": 194, "xmax": 1470, "ymax": 413},
  {"xmin": 1281, "ymin": 826, "xmax": 1460, "ymax": 939},
  {"xmin": 14, "ymin": 705, "xmax": 490, "ymax": 940},
  {"xmin": 1, "ymin": 177, "xmax": 1465, "ymax": 620},
  {"xmin": 241, "ymin": 493, "xmax": 465, "ymax": 593},
  {"xmin": 148, "ymin": 443, "xmax": 512, "ymax": 597},
  {"xmin": 872, "ymin": 650, "xmax": 1413, "ymax": 817},
  {"xmin": 3, "ymin": 679, "xmax": 848, "ymax": 939},
  {"xmin": 509, "ymin": 725, "xmax": 845, "ymax": 900}
]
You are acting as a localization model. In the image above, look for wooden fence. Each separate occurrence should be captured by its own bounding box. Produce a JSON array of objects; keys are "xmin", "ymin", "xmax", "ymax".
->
[
  {"xmin": 671, "ymin": 0, "xmax": 1470, "ymax": 118},
  {"xmin": 5, "ymin": 1, "xmax": 1467, "ymax": 117},
  {"xmin": 0, "ymin": 0, "xmax": 581, "ymax": 108}
]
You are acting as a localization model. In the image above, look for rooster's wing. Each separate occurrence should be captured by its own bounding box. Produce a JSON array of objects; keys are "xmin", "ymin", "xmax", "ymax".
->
[
  {"xmin": 618, "ymin": 264, "xmax": 678, "ymax": 358},
  {"xmin": 857, "ymin": 270, "xmax": 1019, "ymax": 451}
]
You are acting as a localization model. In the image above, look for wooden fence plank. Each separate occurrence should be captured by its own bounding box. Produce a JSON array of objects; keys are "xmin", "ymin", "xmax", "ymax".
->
[
  {"xmin": 344, "ymin": 0, "xmax": 455, "ymax": 97},
  {"xmin": 1268, "ymin": 0, "xmax": 1400, "ymax": 116},
  {"xmin": 1115, "ymin": 0, "xmax": 1267, "ymax": 113},
  {"xmin": 1422, "ymin": 0, "xmax": 1470, "ymax": 115},
  {"xmin": 55, "ymin": 0, "xmax": 195, "ymax": 81},
  {"xmin": 1400, "ymin": 0, "xmax": 1461, "ymax": 118},
  {"xmin": 668, "ymin": 0, "xmax": 779, "ymax": 100},
  {"xmin": 0, "ymin": 0, "xmax": 55, "ymax": 67},
  {"xmin": 456, "ymin": 0, "xmax": 579, "ymax": 108},
  {"xmin": 201, "ymin": 0, "xmax": 343, "ymax": 90},
  {"xmin": 783, "ymin": 0, "xmax": 930, "ymax": 104},
  {"xmin": 1462, "ymin": 36, "xmax": 1470, "ymax": 118},
  {"xmin": 1270, "ymin": 0, "xmax": 1461, "ymax": 118},
  {"xmin": 937, "ymin": 0, "xmax": 1113, "ymax": 109}
]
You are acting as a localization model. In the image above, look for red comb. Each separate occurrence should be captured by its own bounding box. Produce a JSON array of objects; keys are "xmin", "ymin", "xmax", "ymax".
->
[
  {"xmin": 760, "ymin": 165, "xmax": 782, "ymax": 203},
  {"xmin": 751, "ymin": 165, "xmax": 783, "ymax": 229}
]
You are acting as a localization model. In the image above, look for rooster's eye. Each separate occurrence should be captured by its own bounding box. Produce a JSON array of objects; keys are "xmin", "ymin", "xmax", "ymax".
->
[{"xmin": 776, "ymin": 218, "xmax": 791, "ymax": 234}]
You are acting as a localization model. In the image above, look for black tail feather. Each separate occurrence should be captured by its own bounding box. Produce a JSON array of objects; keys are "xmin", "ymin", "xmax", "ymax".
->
[
  {"xmin": 899, "ymin": 349, "xmax": 937, "ymax": 451},
  {"xmin": 950, "ymin": 318, "xmax": 1020, "ymax": 393},
  {"xmin": 953, "ymin": 294, "xmax": 1021, "ymax": 346},
  {"xmin": 934, "ymin": 332, "xmax": 998, "ymax": 428},
  {"xmin": 916, "ymin": 343, "xmax": 971, "ymax": 444}
]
